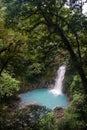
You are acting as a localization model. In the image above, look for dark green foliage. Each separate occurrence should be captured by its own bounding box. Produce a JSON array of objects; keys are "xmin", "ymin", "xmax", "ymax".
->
[
  {"xmin": 38, "ymin": 112, "xmax": 57, "ymax": 130},
  {"xmin": 0, "ymin": 105, "xmax": 52, "ymax": 130},
  {"xmin": 63, "ymin": 59, "xmax": 76, "ymax": 94},
  {"xmin": 0, "ymin": 0, "xmax": 87, "ymax": 130},
  {"xmin": 57, "ymin": 93, "xmax": 87, "ymax": 130},
  {"xmin": 3, "ymin": 0, "xmax": 87, "ymax": 88}
]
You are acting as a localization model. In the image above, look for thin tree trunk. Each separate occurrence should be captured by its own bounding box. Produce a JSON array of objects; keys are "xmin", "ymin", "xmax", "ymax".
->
[
  {"xmin": 0, "ymin": 57, "xmax": 12, "ymax": 76},
  {"xmin": 0, "ymin": 59, "xmax": 9, "ymax": 75},
  {"xmin": 75, "ymin": 33, "xmax": 82, "ymax": 63}
]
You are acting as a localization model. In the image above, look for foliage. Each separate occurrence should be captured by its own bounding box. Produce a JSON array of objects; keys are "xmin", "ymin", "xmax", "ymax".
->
[
  {"xmin": 0, "ymin": 105, "xmax": 52, "ymax": 130},
  {"xmin": 57, "ymin": 93, "xmax": 87, "ymax": 130},
  {"xmin": 38, "ymin": 112, "xmax": 57, "ymax": 130},
  {"xmin": 62, "ymin": 66, "xmax": 87, "ymax": 130},
  {"xmin": 0, "ymin": 5, "xmax": 29, "ymax": 79},
  {"xmin": 0, "ymin": 0, "xmax": 87, "ymax": 130},
  {"xmin": 70, "ymin": 75, "xmax": 83, "ymax": 95},
  {"xmin": 0, "ymin": 72, "xmax": 19, "ymax": 97},
  {"xmin": 63, "ymin": 59, "xmax": 76, "ymax": 94},
  {"xmin": 2, "ymin": 0, "xmax": 87, "ymax": 90}
]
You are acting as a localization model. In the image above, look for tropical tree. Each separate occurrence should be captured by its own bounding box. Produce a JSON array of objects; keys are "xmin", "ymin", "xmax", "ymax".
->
[
  {"xmin": 2, "ymin": 0, "xmax": 87, "ymax": 92},
  {"xmin": 0, "ymin": 5, "xmax": 28, "ymax": 76}
]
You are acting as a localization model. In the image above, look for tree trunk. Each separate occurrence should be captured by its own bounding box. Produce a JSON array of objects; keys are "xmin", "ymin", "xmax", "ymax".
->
[
  {"xmin": 0, "ymin": 57, "xmax": 12, "ymax": 76},
  {"xmin": 53, "ymin": 24, "xmax": 87, "ymax": 92}
]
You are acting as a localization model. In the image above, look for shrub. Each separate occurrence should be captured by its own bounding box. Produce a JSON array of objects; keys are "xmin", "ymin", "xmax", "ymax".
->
[
  {"xmin": 0, "ymin": 72, "xmax": 20, "ymax": 98},
  {"xmin": 57, "ymin": 93, "xmax": 87, "ymax": 130},
  {"xmin": 38, "ymin": 112, "xmax": 57, "ymax": 130}
]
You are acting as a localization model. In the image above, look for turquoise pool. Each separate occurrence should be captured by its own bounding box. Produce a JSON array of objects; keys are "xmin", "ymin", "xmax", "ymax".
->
[{"xmin": 20, "ymin": 88, "xmax": 68, "ymax": 109}]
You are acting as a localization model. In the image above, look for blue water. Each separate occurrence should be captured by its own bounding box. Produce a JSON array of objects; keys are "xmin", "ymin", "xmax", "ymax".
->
[{"xmin": 20, "ymin": 88, "xmax": 68, "ymax": 109}]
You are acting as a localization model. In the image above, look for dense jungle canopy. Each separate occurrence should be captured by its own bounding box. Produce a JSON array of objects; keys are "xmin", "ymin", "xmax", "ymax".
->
[{"xmin": 0, "ymin": 0, "xmax": 87, "ymax": 130}]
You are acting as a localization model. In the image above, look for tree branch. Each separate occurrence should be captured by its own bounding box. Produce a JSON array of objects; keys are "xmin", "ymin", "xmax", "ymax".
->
[
  {"xmin": 75, "ymin": 33, "xmax": 82, "ymax": 63},
  {"xmin": 0, "ymin": 43, "xmax": 13, "ymax": 54},
  {"xmin": 23, "ymin": 21, "xmax": 46, "ymax": 32}
]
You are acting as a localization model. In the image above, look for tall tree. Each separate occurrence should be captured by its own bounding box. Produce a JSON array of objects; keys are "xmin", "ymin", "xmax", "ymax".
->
[
  {"xmin": 2, "ymin": 0, "xmax": 87, "ymax": 92},
  {"xmin": 0, "ymin": 6, "xmax": 28, "ymax": 76}
]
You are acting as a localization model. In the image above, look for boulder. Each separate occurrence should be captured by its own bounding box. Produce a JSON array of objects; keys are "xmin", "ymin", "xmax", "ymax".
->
[{"xmin": 53, "ymin": 106, "xmax": 65, "ymax": 120}]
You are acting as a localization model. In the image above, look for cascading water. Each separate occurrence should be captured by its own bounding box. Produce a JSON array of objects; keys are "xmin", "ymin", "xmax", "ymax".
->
[
  {"xmin": 50, "ymin": 65, "xmax": 66, "ymax": 95},
  {"xmin": 20, "ymin": 64, "xmax": 68, "ymax": 109}
]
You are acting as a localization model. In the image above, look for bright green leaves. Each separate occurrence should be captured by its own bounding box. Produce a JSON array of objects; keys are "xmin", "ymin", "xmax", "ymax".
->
[
  {"xmin": 0, "ymin": 72, "xmax": 20, "ymax": 97},
  {"xmin": 26, "ymin": 62, "xmax": 44, "ymax": 79},
  {"xmin": 70, "ymin": 75, "xmax": 83, "ymax": 95},
  {"xmin": 38, "ymin": 113, "xmax": 56, "ymax": 130}
]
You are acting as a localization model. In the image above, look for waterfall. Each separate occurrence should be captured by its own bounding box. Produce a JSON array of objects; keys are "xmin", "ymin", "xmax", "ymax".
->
[{"xmin": 50, "ymin": 65, "xmax": 66, "ymax": 95}]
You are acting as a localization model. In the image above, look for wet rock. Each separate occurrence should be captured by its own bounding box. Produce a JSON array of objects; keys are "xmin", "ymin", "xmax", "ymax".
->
[{"xmin": 53, "ymin": 106, "xmax": 65, "ymax": 120}]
